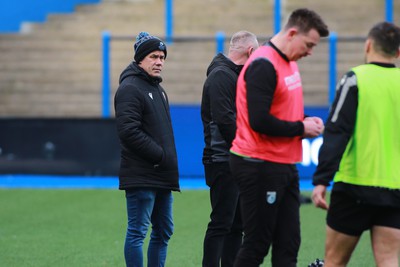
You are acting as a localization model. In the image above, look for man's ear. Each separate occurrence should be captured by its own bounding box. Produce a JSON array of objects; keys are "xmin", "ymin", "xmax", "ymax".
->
[
  {"xmin": 364, "ymin": 39, "xmax": 371, "ymax": 54},
  {"xmin": 286, "ymin": 27, "xmax": 298, "ymax": 40},
  {"xmin": 247, "ymin": 46, "xmax": 254, "ymax": 57}
]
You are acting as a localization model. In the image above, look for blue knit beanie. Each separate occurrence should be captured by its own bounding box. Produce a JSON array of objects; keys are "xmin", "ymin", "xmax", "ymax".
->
[{"xmin": 134, "ymin": 32, "xmax": 167, "ymax": 63}]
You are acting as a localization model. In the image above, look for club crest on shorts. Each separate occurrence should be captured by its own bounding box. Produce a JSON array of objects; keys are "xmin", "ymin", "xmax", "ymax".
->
[{"xmin": 266, "ymin": 191, "xmax": 276, "ymax": 204}]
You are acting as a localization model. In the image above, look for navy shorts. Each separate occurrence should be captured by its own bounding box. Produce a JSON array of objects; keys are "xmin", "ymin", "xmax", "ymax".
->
[{"xmin": 327, "ymin": 191, "xmax": 400, "ymax": 236}]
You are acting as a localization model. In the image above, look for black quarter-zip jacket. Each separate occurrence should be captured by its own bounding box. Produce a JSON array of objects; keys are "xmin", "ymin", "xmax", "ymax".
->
[
  {"xmin": 114, "ymin": 62, "xmax": 179, "ymax": 191},
  {"xmin": 201, "ymin": 53, "xmax": 243, "ymax": 163}
]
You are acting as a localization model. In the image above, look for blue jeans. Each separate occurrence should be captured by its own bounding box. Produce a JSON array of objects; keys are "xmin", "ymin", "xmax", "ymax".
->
[{"xmin": 124, "ymin": 189, "xmax": 173, "ymax": 267}]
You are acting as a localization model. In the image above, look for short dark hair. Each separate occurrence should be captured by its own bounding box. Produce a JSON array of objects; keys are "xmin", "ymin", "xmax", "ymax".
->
[
  {"xmin": 285, "ymin": 8, "xmax": 329, "ymax": 37},
  {"xmin": 368, "ymin": 21, "xmax": 400, "ymax": 57}
]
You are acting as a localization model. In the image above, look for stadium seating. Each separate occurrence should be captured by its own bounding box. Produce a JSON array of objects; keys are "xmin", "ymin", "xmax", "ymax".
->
[
  {"xmin": 0, "ymin": 0, "xmax": 100, "ymax": 33},
  {"xmin": 0, "ymin": 0, "xmax": 399, "ymax": 117}
]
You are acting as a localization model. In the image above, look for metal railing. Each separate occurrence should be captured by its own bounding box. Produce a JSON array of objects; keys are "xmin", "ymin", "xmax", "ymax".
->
[
  {"xmin": 101, "ymin": 32, "xmax": 227, "ymax": 117},
  {"xmin": 101, "ymin": 32, "xmax": 369, "ymax": 117},
  {"xmin": 164, "ymin": 0, "xmax": 394, "ymax": 41},
  {"xmin": 101, "ymin": 0, "xmax": 394, "ymax": 117}
]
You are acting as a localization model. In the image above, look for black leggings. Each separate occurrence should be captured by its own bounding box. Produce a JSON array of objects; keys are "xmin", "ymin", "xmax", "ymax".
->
[
  {"xmin": 230, "ymin": 153, "xmax": 301, "ymax": 267},
  {"xmin": 202, "ymin": 162, "xmax": 242, "ymax": 267}
]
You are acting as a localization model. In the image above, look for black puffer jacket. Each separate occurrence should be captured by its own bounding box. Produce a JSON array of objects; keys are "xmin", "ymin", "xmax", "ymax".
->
[
  {"xmin": 114, "ymin": 62, "xmax": 179, "ymax": 191},
  {"xmin": 201, "ymin": 53, "xmax": 243, "ymax": 163}
]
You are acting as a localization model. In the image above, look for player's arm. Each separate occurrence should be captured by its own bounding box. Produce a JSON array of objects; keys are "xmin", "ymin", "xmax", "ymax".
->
[
  {"xmin": 209, "ymin": 70, "xmax": 236, "ymax": 145},
  {"xmin": 245, "ymin": 58, "xmax": 304, "ymax": 137},
  {"xmin": 313, "ymin": 71, "xmax": 359, "ymax": 186}
]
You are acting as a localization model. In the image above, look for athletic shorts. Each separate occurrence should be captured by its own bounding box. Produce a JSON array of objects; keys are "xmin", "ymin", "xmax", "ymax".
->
[{"xmin": 327, "ymin": 191, "xmax": 400, "ymax": 236}]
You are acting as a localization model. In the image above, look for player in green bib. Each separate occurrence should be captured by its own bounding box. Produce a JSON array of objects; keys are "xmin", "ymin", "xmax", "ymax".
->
[{"xmin": 312, "ymin": 21, "xmax": 400, "ymax": 267}]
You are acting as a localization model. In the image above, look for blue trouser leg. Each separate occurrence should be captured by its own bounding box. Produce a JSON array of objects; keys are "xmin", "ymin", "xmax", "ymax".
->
[
  {"xmin": 124, "ymin": 189, "xmax": 173, "ymax": 267},
  {"xmin": 147, "ymin": 190, "xmax": 173, "ymax": 267}
]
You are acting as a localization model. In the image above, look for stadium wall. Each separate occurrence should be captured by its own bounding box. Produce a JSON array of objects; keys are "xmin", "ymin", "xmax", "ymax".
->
[{"xmin": 0, "ymin": 105, "xmax": 329, "ymax": 180}]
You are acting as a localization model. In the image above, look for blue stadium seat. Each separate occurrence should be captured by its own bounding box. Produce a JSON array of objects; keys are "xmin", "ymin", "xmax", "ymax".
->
[{"xmin": 0, "ymin": 0, "xmax": 100, "ymax": 33}]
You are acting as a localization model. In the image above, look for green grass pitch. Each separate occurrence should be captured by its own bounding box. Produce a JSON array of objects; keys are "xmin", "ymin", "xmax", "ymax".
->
[{"xmin": 0, "ymin": 189, "xmax": 375, "ymax": 266}]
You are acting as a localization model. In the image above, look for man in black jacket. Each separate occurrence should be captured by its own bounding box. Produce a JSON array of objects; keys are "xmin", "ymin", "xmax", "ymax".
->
[
  {"xmin": 114, "ymin": 31, "xmax": 179, "ymax": 267},
  {"xmin": 201, "ymin": 30, "xmax": 259, "ymax": 267}
]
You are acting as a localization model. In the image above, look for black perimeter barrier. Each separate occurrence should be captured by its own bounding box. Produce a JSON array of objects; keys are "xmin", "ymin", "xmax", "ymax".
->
[{"xmin": 0, "ymin": 118, "xmax": 120, "ymax": 176}]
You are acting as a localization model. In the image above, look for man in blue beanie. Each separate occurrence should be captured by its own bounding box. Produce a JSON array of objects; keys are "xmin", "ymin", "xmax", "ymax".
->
[{"xmin": 114, "ymin": 31, "xmax": 179, "ymax": 267}]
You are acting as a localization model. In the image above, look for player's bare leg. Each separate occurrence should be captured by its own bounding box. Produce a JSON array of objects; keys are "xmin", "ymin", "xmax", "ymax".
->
[
  {"xmin": 371, "ymin": 226, "xmax": 400, "ymax": 267},
  {"xmin": 324, "ymin": 225, "xmax": 359, "ymax": 267}
]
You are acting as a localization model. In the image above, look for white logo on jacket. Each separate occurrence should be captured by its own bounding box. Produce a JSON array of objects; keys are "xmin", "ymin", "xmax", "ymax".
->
[
  {"xmin": 148, "ymin": 93, "xmax": 153, "ymax": 100},
  {"xmin": 266, "ymin": 191, "xmax": 277, "ymax": 204}
]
